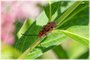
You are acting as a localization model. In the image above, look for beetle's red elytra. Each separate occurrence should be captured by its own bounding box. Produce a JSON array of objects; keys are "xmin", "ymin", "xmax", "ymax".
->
[{"xmin": 38, "ymin": 22, "xmax": 56, "ymax": 38}]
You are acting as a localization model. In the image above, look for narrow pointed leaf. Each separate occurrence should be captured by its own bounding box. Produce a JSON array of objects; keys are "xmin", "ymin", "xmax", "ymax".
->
[
  {"xmin": 24, "ymin": 30, "xmax": 68, "ymax": 58},
  {"xmin": 44, "ymin": 1, "xmax": 60, "ymax": 21},
  {"xmin": 60, "ymin": 30, "xmax": 89, "ymax": 48}
]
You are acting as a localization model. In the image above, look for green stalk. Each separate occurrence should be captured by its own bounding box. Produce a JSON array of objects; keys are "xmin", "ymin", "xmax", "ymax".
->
[
  {"xmin": 58, "ymin": 5, "xmax": 88, "ymax": 28},
  {"xmin": 49, "ymin": 0, "xmax": 51, "ymax": 21},
  {"xmin": 56, "ymin": 1, "xmax": 82, "ymax": 28},
  {"xmin": 18, "ymin": 37, "xmax": 45, "ymax": 59}
]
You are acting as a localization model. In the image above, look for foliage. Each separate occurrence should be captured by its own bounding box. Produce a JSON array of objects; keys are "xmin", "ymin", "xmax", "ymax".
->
[{"xmin": 12, "ymin": 1, "xmax": 89, "ymax": 59}]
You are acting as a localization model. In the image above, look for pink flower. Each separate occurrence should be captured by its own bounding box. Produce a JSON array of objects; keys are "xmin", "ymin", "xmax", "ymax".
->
[{"xmin": 1, "ymin": 1, "xmax": 47, "ymax": 45}]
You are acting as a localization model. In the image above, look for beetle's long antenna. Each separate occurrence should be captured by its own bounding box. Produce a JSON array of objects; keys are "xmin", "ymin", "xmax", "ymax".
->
[{"xmin": 21, "ymin": 33, "xmax": 38, "ymax": 36}]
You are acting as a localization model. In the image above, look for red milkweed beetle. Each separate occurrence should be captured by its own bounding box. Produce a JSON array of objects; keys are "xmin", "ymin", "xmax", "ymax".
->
[{"xmin": 38, "ymin": 21, "xmax": 56, "ymax": 38}]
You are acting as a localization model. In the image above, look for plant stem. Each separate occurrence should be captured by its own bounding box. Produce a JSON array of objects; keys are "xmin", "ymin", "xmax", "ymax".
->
[
  {"xmin": 18, "ymin": 37, "xmax": 45, "ymax": 59},
  {"xmin": 49, "ymin": 0, "xmax": 51, "ymax": 21},
  {"xmin": 56, "ymin": 1, "xmax": 82, "ymax": 28}
]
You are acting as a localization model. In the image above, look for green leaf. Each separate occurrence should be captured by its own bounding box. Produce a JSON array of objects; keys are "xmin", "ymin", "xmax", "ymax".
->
[
  {"xmin": 60, "ymin": 30, "xmax": 89, "ymax": 48},
  {"xmin": 56, "ymin": 1, "xmax": 88, "ymax": 28},
  {"xmin": 14, "ymin": 20, "xmax": 24, "ymax": 45},
  {"xmin": 14, "ymin": 11, "xmax": 49, "ymax": 58},
  {"xmin": 57, "ymin": 1, "xmax": 89, "ymax": 29},
  {"xmin": 44, "ymin": 1, "xmax": 60, "ymax": 21},
  {"xmin": 64, "ymin": 26, "xmax": 89, "ymax": 58},
  {"xmin": 14, "ymin": 21, "xmax": 41, "ymax": 52},
  {"xmin": 67, "ymin": 26, "xmax": 89, "ymax": 38},
  {"xmin": 17, "ymin": 19, "xmax": 34, "ymax": 38},
  {"xmin": 56, "ymin": 1, "xmax": 82, "ymax": 26},
  {"xmin": 24, "ymin": 30, "xmax": 68, "ymax": 59}
]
